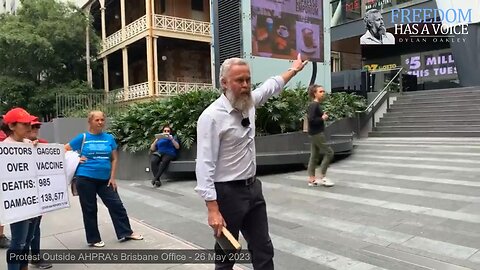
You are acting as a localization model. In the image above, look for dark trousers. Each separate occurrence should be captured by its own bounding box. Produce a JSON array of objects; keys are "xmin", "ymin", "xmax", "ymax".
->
[
  {"xmin": 214, "ymin": 179, "xmax": 274, "ymax": 270},
  {"xmin": 7, "ymin": 218, "xmax": 38, "ymax": 270},
  {"xmin": 76, "ymin": 176, "xmax": 133, "ymax": 244},
  {"xmin": 150, "ymin": 153, "xmax": 175, "ymax": 180},
  {"xmin": 30, "ymin": 216, "xmax": 42, "ymax": 256}
]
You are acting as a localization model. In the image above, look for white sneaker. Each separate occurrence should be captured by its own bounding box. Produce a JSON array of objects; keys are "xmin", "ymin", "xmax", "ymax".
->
[
  {"xmin": 308, "ymin": 181, "xmax": 319, "ymax": 187},
  {"xmin": 321, "ymin": 177, "xmax": 334, "ymax": 187},
  {"xmin": 89, "ymin": 241, "xmax": 105, "ymax": 248}
]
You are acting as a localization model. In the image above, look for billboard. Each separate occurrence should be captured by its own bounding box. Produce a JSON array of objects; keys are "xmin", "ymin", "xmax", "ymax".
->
[
  {"xmin": 251, "ymin": 0, "xmax": 324, "ymax": 62},
  {"xmin": 401, "ymin": 49, "xmax": 458, "ymax": 83}
]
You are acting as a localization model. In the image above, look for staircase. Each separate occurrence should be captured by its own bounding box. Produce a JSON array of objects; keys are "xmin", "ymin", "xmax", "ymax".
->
[{"xmin": 370, "ymin": 86, "xmax": 480, "ymax": 137}]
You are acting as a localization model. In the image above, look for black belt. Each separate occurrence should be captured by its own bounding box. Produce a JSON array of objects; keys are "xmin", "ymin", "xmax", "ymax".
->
[{"xmin": 218, "ymin": 176, "xmax": 256, "ymax": 186}]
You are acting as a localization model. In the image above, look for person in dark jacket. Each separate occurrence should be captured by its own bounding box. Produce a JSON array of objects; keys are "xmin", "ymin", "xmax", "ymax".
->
[
  {"xmin": 306, "ymin": 84, "xmax": 334, "ymax": 187},
  {"xmin": 149, "ymin": 124, "xmax": 180, "ymax": 187}
]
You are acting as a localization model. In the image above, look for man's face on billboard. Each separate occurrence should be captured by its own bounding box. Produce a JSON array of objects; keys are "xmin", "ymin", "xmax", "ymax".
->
[{"xmin": 370, "ymin": 13, "xmax": 386, "ymax": 35}]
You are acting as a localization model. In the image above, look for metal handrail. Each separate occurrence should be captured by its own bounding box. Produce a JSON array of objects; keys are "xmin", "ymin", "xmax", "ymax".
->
[
  {"xmin": 357, "ymin": 67, "xmax": 403, "ymax": 114},
  {"xmin": 354, "ymin": 67, "xmax": 404, "ymax": 138}
]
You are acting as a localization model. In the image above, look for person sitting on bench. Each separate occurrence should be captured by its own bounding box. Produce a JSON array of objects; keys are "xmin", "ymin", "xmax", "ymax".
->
[{"xmin": 150, "ymin": 124, "xmax": 180, "ymax": 187}]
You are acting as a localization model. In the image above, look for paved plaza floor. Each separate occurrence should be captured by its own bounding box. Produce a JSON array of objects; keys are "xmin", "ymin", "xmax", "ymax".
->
[{"xmin": 3, "ymin": 137, "xmax": 480, "ymax": 269}]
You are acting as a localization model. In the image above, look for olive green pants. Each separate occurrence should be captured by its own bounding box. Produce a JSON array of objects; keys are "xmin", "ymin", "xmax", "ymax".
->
[{"xmin": 307, "ymin": 133, "xmax": 334, "ymax": 177}]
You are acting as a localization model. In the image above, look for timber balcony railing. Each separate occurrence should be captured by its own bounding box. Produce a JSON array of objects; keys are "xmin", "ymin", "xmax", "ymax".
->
[
  {"xmin": 103, "ymin": 15, "xmax": 147, "ymax": 52},
  {"xmin": 153, "ymin": 14, "xmax": 211, "ymax": 37},
  {"xmin": 156, "ymin": 81, "xmax": 213, "ymax": 96},
  {"xmin": 102, "ymin": 14, "xmax": 211, "ymax": 52},
  {"xmin": 106, "ymin": 81, "xmax": 213, "ymax": 102}
]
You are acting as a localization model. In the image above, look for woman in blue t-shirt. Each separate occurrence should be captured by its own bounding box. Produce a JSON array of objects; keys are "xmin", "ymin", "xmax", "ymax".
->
[
  {"xmin": 65, "ymin": 111, "xmax": 143, "ymax": 248},
  {"xmin": 149, "ymin": 124, "xmax": 180, "ymax": 187}
]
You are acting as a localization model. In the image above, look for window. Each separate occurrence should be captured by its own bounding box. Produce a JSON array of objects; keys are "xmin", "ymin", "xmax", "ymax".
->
[
  {"xmin": 331, "ymin": 51, "xmax": 341, "ymax": 72},
  {"xmin": 191, "ymin": 0, "xmax": 204, "ymax": 11}
]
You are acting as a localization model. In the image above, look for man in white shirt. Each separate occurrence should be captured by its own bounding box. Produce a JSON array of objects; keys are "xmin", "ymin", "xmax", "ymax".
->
[
  {"xmin": 360, "ymin": 9, "xmax": 395, "ymax": 45},
  {"xmin": 195, "ymin": 54, "xmax": 308, "ymax": 269}
]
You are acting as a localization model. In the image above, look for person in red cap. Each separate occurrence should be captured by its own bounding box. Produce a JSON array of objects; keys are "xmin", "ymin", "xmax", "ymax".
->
[
  {"xmin": 1, "ymin": 107, "xmax": 40, "ymax": 270},
  {"xmin": 28, "ymin": 118, "xmax": 48, "ymax": 144},
  {"xmin": 26, "ymin": 118, "xmax": 52, "ymax": 269}
]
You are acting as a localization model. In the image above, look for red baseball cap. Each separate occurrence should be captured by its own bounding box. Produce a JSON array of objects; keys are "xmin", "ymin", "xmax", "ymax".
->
[
  {"xmin": 3, "ymin": 108, "xmax": 37, "ymax": 124},
  {"xmin": 31, "ymin": 117, "xmax": 42, "ymax": 126}
]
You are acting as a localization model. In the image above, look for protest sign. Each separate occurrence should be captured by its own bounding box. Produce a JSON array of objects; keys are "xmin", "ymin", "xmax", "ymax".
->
[{"xmin": 0, "ymin": 143, "xmax": 69, "ymax": 224}]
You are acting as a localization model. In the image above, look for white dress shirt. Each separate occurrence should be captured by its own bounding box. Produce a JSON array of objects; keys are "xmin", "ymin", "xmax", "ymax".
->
[{"xmin": 195, "ymin": 76, "xmax": 285, "ymax": 201}]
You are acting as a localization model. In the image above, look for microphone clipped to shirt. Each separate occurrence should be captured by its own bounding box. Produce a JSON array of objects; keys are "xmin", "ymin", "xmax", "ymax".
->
[
  {"xmin": 241, "ymin": 117, "xmax": 250, "ymax": 127},
  {"xmin": 241, "ymin": 112, "xmax": 250, "ymax": 128}
]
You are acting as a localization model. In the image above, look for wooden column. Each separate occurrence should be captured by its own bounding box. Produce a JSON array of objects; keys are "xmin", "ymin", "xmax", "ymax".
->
[
  {"xmin": 85, "ymin": 3, "xmax": 93, "ymax": 88},
  {"xmin": 122, "ymin": 48, "xmax": 129, "ymax": 101},
  {"xmin": 99, "ymin": 0, "xmax": 106, "ymax": 41},
  {"xmin": 120, "ymin": 0, "xmax": 126, "ymax": 40},
  {"xmin": 153, "ymin": 37, "xmax": 159, "ymax": 89},
  {"xmin": 103, "ymin": 58, "xmax": 109, "ymax": 92},
  {"xmin": 146, "ymin": 0, "xmax": 155, "ymax": 96}
]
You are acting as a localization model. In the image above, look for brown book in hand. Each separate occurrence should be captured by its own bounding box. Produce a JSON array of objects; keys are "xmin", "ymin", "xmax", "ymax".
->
[{"xmin": 215, "ymin": 227, "xmax": 242, "ymax": 252}]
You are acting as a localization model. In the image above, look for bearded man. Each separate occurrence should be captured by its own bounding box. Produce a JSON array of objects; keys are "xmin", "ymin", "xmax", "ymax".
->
[
  {"xmin": 360, "ymin": 9, "xmax": 395, "ymax": 45},
  {"xmin": 195, "ymin": 54, "xmax": 307, "ymax": 270}
]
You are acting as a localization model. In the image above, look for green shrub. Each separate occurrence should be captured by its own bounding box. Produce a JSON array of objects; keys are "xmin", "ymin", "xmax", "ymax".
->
[
  {"xmin": 256, "ymin": 83, "xmax": 309, "ymax": 135},
  {"xmin": 109, "ymin": 86, "xmax": 366, "ymax": 153},
  {"xmin": 323, "ymin": 92, "xmax": 367, "ymax": 122},
  {"xmin": 109, "ymin": 88, "xmax": 220, "ymax": 152}
]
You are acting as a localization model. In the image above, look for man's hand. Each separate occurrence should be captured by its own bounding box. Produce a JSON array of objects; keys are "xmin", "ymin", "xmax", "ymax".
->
[
  {"xmin": 79, "ymin": 156, "xmax": 88, "ymax": 163},
  {"xmin": 322, "ymin": 113, "xmax": 329, "ymax": 121},
  {"xmin": 291, "ymin": 53, "xmax": 309, "ymax": 73},
  {"xmin": 282, "ymin": 53, "xmax": 309, "ymax": 83},
  {"xmin": 208, "ymin": 209, "xmax": 226, "ymax": 237},
  {"xmin": 206, "ymin": 201, "xmax": 226, "ymax": 237}
]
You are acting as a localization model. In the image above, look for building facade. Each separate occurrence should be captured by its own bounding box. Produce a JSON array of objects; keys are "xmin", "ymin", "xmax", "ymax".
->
[
  {"xmin": 83, "ymin": 0, "xmax": 213, "ymax": 102},
  {"xmin": 330, "ymin": 0, "xmax": 467, "ymax": 90}
]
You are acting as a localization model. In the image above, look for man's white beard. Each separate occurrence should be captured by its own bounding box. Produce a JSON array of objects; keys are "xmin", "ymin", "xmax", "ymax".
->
[
  {"xmin": 225, "ymin": 89, "xmax": 254, "ymax": 113},
  {"xmin": 377, "ymin": 26, "xmax": 386, "ymax": 35}
]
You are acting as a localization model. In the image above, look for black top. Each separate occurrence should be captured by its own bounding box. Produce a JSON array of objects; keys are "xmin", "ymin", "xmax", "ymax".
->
[{"xmin": 307, "ymin": 101, "xmax": 325, "ymax": 135}]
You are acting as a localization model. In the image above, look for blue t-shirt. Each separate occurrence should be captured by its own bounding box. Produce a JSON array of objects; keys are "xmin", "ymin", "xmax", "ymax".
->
[
  {"xmin": 69, "ymin": 132, "xmax": 117, "ymax": 180},
  {"xmin": 155, "ymin": 136, "xmax": 179, "ymax": 157}
]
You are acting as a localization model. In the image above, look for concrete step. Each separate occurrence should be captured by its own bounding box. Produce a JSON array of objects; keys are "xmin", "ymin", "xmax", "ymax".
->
[
  {"xmin": 391, "ymin": 99, "xmax": 480, "ymax": 108},
  {"xmin": 396, "ymin": 94, "xmax": 480, "ymax": 104},
  {"xmin": 381, "ymin": 114, "xmax": 480, "ymax": 121},
  {"xmin": 402, "ymin": 87, "xmax": 479, "ymax": 97},
  {"xmin": 353, "ymin": 144, "xmax": 480, "ymax": 153},
  {"xmin": 374, "ymin": 125, "xmax": 480, "ymax": 132},
  {"xmin": 400, "ymin": 91, "xmax": 480, "ymax": 101},
  {"xmin": 352, "ymin": 148, "xmax": 480, "ymax": 159},
  {"xmin": 369, "ymin": 131, "xmax": 480, "ymax": 137},
  {"xmin": 389, "ymin": 103, "xmax": 480, "ymax": 111},
  {"xmin": 351, "ymin": 153, "xmax": 480, "ymax": 167},
  {"xmin": 390, "ymin": 100, "xmax": 480, "ymax": 110},
  {"xmin": 377, "ymin": 120, "xmax": 480, "ymax": 126},
  {"xmin": 386, "ymin": 107, "xmax": 480, "ymax": 115}
]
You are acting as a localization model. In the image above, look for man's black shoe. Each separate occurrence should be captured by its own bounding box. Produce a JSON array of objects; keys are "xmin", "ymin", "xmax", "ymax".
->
[{"xmin": 30, "ymin": 258, "xmax": 53, "ymax": 269}]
